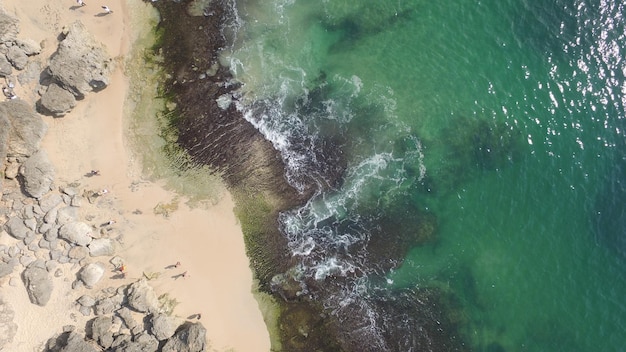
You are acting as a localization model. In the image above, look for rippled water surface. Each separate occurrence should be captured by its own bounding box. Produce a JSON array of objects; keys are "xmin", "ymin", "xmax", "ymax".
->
[{"xmin": 223, "ymin": 0, "xmax": 626, "ymax": 350}]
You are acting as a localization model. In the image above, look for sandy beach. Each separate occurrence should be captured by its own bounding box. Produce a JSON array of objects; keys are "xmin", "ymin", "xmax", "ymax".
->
[{"xmin": 0, "ymin": 0, "xmax": 271, "ymax": 350}]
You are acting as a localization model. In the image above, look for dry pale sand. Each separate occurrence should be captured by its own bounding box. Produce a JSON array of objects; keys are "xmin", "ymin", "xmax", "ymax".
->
[{"xmin": 0, "ymin": 0, "xmax": 271, "ymax": 351}]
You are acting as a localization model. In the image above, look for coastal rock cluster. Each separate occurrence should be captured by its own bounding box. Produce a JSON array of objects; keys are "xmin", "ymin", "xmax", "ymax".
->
[
  {"xmin": 43, "ymin": 280, "xmax": 207, "ymax": 352},
  {"xmin": 0, "ymin": 7, "xmax": 208, "ymax": 351}
]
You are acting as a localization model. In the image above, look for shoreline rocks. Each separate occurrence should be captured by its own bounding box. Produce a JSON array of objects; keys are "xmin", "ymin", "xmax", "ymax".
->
[{"xmin": 0, "ymin": 9, "xmax": 211, "ymax": 351}]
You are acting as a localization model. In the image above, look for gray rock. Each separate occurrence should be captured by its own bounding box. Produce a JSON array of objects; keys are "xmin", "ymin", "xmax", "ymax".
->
[
  {"xmin": 110, "ymin": 333, "xmax": 132, "ymax": 349},
  {"xmin": 9, "ymin": 277, "xmax": 19, "ymax": 286},
  {"xmin": 57, "ymin": 331, "xmax": 100, "ymax": 352},
  {"xmin": 115, "ymin": 307, "xmax": 137, "ymax": 329},
  {"xmin": 6, "ymin": 45, "xmax": 27, "ymax": 70},
  {"xmin": 77, "ymin": 294, "xmax": 96, "ymax": 307},
  {"xmin": 22, "ymin": 204, "xmax": 35, "ymax": 218},
  {"xmin": 70, "ymin": 195, "xmax": 82, "ymax": 207},
  {"xmin": 15, "ymin": 38, "xmax": 41, "ymax": 56},
  {"xmin": 56, "ymin": 206, "xmax": 79, "ymax": 225},
  {"xmin": 0, "ymin": 99, "xmax": 47, "ymax": 158},
  {"xmin": 126, "ymin": 279, "xmax": 160, "ymax": 314},
  {"xmin": 24, "ymin": 217, "xmax": 37, "ymax": 231},
  {"xmin": 94, "ymin": 296, "xmax": 122, "ymax": 315},
  {"xmin": 0, "ymin": 11, "xmax": 19, "ymax": 42},
  {"xmin": 44, "ymin": 225, "xmax": 60, "ymax": 241},
  {"xmin": 38, "ymin": 83, "xmax": 77, "ymax": 117},
  {"xmin": 59, "ymin": 221, "xmax": 93, "ymax": 246},
  {"xmin": 162, "ymin": 322, "xmax": 207, "ymax": 352},
  {"xmin": 38, "ymin": 222, "xmax": 52, "ymax": 236},
  {"xmin": 45, "ymin": 260, "xmax": 57, "ymax": 272},
  {"xmin": 43, "ymin": 207, "xmax": 58, "ymax": 224},
  {"xmin": 88, "ymin": 238, "xmax": 115, "ymax": 257},
  {"xmin": 19, "ymin": 254, "xmax": 35, "ymax": 266},
  {"xmin": 79, "ymin": 305, "xmax": 92, "ymax": 317},
  {"xmin": 78, "ymin": 262, "xmax": 105, "ymax": 288},
  {"xmin": 50, "ymin": 249, "xmax": 63, "ymax": 261},
  {"xmin": 68, "ymin": 245, "xmax": 89, "ymax": 260},
  {"xmin": 0, "ymin": 54, "xmax": 12, "ymax": 76},
  {"xmin": 22, "ymin": 261, "xmax": 53, "ymax": 306},
  {"xmin": 4, "ymin": 216, "xmax": 31, "ymax": 239},
  {"xmin": 39, "ymin": 193, "xmax": 64, "ymax": 213},
  {"xmin": 111, "ymin": 335, "xmax": 157, "ymax": 352},
  {"xmin": 18, "ymin": 60, "xmax": 42, "ymax": 85},
  {"xmin": 19, "ymin": 150, "xmax": 55, "ymax": 198},
  {"xmin": 54, "ymin": 268, "xmax": 63, "ymax": 277},
  {"xmin": 151, "ymin": 314, "xmax": 183, "ymax": 341},
  {"xmin": 48, "ymin": 21, "xmax": 114, "ymax": 99},
  {"xmin": 0, "ymin": 297, "xmax": 18, "ymax": 349},
  {"xmin": 0, "ymin": 261, "xmax": 14, "ymax": 278},
  {"xmin": 7, "ymin": 245, "xmax": 19, "ymax": 258},
  {"xmin": 90, "ymin": 316, "xmax": 114, "ymax": 349}
]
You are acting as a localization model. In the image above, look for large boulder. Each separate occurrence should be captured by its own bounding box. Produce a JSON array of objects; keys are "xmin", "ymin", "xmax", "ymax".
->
[
  {"xmin": 0, "ymin": 99, "xmax": 48, "ymax": 157},
  {"xmin": 162, "ymin": 322, "xmax": 207, "ymax": 352},
  {"xmin": 19, "ymin": 149, "xmax": 55, "ymax": 198},
  {"xmin": 78, "ymin": 262, "xmax": 105, "ymax": 288},
  {"xmin": 58, "ymin": 221, "xmax": 93, "ymax": 246},
  {"xmin": 38, "ymin": 83, "xmax": 77, "ymax": 117},
  {"xmin": 22, "ymin": 261, "xmax": 53, "ymax": 306},
  {"xmin": 0, "ymin": 10, "xmax": 18, "ymax": 42},
  {"xmin": 89, "ymin": 316, "xmax": 114, "ymax": 349},
  {"xmin": 88, "ymin": 238, "xmax": 115, "ymax": 257},
  {"xmin": 126, "ymin": 279, "xmax": 160, "ymax": 314},
  {"xmin": 47, "ymin": 21, "xmax": 113, "ymax": 99},
  {"xmin": 0, "ymin": 297, "xmax": 18, "ymax": 350},
  {"xmin": 151, "ymin": 314, "xmax": 183, "ymax": 341}
]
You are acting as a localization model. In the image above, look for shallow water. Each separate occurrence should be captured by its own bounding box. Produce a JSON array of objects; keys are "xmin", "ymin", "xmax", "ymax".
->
[{"xmin": 224, "ymin": 0, "xmax": 626, "ymax": 350}]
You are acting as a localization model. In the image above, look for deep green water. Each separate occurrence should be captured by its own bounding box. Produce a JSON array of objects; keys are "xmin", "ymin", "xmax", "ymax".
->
[{"xmin": 224, "ymin": 0, "xmax": 626, "ymax": 350}]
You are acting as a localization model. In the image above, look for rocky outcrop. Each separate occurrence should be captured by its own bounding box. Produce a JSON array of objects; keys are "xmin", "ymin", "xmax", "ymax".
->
[
  {"xmin": 22, "ymin": 261, "xmax": 53, "ymax": 306},
  {"xmin": 18, "ymin": 149, "xmax": 55, "ymax": 198},
  {"xmin": 47, "ymin": 21, "xmax": 113, "ymax": 99},
  {"xmin": 162, "ymin": 322, "xmax": 207, "ymax": 352},
  {"xmin": 38, "ymin": 83, "xmax": 77, "ymax": 117},
  {"xmin": 0, "ymin": 99, "xmax": 48, "ymax": 157},
  {"xmin": 151, "ymin": 313, "xmax": 183, "ymax": 341},
  {"xmin": 89, "ymin": 316, "xmax": 114, "ymax": 349},
  {"xmin": 45, "ymin": 331, "xmax": 101, "ymax": 352},
  {"xmin": 126, "ymin": 278, "xmax": 160, "ymax": 314}
]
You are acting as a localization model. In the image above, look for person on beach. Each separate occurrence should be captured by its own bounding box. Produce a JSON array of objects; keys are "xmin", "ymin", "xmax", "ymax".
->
[
  {"xmin": 175, "ymin": 261, "xmax": 181, "ymax": 268},
  {"xmin": 76, "ymin": 0, "xmax": 86, "ymax": 6},
  {"xmin": 2, "ymin": 86, "xmax": 16, "ymax": 99},
  {"xmin": 101, "ymin": 219, "xmax": 116, "ymax": 227},
  {"xmin": 97, "ymin": 189, "xmax": 109, "ymax": 196},
  {"xmin": 89, "ymin": 170, "xmax": 100, "ymax": 176},
  {"xmin": 101, "ymin": 5, "xmax": 113, "ymax": 14}
]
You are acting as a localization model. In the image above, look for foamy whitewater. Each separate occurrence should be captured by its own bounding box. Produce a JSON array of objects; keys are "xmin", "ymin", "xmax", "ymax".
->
[{"xmin": 219, "ymin": 0, "xmax": 626, "ymax": 350}]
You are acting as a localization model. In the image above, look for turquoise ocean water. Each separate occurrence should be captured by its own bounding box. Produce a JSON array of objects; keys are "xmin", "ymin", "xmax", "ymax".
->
[{"xmin": 222, "ymin": 0, "xmax": 626, "ymax": 350}]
